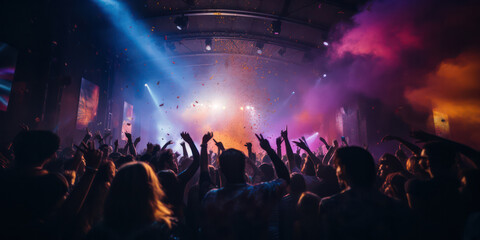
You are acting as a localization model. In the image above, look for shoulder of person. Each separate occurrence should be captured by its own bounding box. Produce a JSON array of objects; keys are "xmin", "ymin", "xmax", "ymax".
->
[
  {"xmin": 202, "ymin": 187, "xmax": 221, "ymax": 203},
  {"xmin": 404, "ymin": 177, "xmax": 426, "ymax": 195}
]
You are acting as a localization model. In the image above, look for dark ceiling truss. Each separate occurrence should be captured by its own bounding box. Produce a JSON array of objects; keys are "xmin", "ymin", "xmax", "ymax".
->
[
  {"xmin": 162, "ymin": 31, "xmax": 320, "ymax": 51},
  {"xmin": 144, "ymin": 9, "xmax": 329, "ymax": 31}
]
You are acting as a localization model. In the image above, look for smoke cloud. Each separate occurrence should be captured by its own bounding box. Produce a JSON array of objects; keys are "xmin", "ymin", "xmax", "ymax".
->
[{"xmin": 303, "ymin": 0, "xmax": 480, "ymax": 146}]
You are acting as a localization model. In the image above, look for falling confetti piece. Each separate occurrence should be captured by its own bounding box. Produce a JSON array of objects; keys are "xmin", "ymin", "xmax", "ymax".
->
[
  {"xmin": 177, "ymin": 96, "xmax": 180, "ymax": 99},
  {"xmin": 172, "ymin": 61, "xmax": 175, "ymax": 64},
  {"xmin": 157, "ymin": 81, "xmax": 160, "ymax": 85},
  {"xmin": 159, "ymin": 103, "xmax": 164, "ymax": 107},
  {"xmin": 176, "ymin": 105, "xmax": 179, "ymax": 109}
]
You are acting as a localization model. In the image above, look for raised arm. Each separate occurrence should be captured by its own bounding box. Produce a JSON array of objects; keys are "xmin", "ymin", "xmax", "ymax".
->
[
  {"xmin": 381, "ymin": 135, "xmax": 421, "ymax": 156},
  {"xmin": 133, "ymin": 136, "xmax": 141, "ymax": 148},
  {"xmin": 124, "ymin": 133, "xmax": 137, "ymax": 156},
  {"xmin": 322, "ymin": 145, "xmax": 337, "ymax": 166},
  {"xmin": 59, "ymin": 141, "xmax": 102, "ymax": 221},
  {"xmin": 293, "ymin": 138, "xmax": 321, "ymax": 166},
  {"xmin": 177, "ymin": 132, "xmax": 200, "ymax": 185},
  {"xmin": 161, "ymin": 140, "xmax": 173, "ymax": 151},
  {"xmin": 213, "ymin": 138, "xmax": 225, "ymax": 156},
  {"xmin": 320, "ymin": 137, "xmax": 331, "ymax": 150},
  {"xmin": 180, "ymin": 142, "xmax": 189, "ymax": 158},
  {"xmin": 113, "ymin": 139, "xmax": 119, "ymax": 153},
  {"xmin": 411, "ymin": 130, "xmax": 480, "ymax": 167},
  {"xmin": 276, "ymin": 136, "xmax": 283, "ymax": 159},
  {"xmin": 199, "ymin": 132, "xmax": 214, "ymax": 199},
  {"xmin": 281, "ymin": 126, "xmax": 296, "ymax": 172},
  {"xmin": 256, "ymin": 134, "xmax": 290, "ymax": 183}
]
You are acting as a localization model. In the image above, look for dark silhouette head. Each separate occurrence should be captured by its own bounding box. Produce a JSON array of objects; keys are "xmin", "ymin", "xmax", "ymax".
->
[
  {"xmin": 422, "ymin": 141, "xmax": 457, "ymax": 178},
  {"xmin": 104, "ymin": 162, "xmax": 172, "ymax": 231},
  {"xmin": 289, "ymin": 173, "xmax": 306, "ymax": 196},
  {"xmin": 155, "ymin": 149, "xmax": 178, "ymax": 173},
  {"xmin": 382, "ymin": 172, "xmax": 407, "ymax": 201},
  {"xmin": 301, "ymin": 158, "xmax": 316, "ymax": 176},
  {"xmin": 378, "ymin": 153, "xmax": 404, "ymax": 180},
  {"xmin": 297, "ymin": 192, "xmax": 320, "ymax": 220},
  {"xmin": 259, "ymin": 163, "xmax": 274, "ymax": 182},
  {"xmin": 219, "ymin": 149, "xmax": 246, "ymax": 184},
  {"xmin": 334, "ymin": 146, "xmax": 376, "ymax": 189},
  {"xmin": 12, "ymin": 130, "xmax": 60, "ymax": 168},
  {"xmin": 157, "ymin": 169, "xmax": 180, "ymax": 207}
]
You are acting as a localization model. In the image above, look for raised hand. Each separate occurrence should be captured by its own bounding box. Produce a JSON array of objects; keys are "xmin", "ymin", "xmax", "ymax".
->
[
  {"xmin": 165, "ymin": 140, "xmax": 173, "ymax": 146},
  {"xmin": 244, "ymin": 142, "xmax": 253, "ymax": 149},
  {"xmin": 213, "ymin": 138, "xmax": 225, "ymax": 151},
  {"xmin": 281, "ymin": 126, "xmax": 288, "ymax": 139},
  {"xmin": 124, "ymin": 132, "xmax": 132, "ymax": 141},
  {"xmin": 293, "ymin": 138, "xmax": 309, "ymax": 151},
  {"xmin": 83, "ymin": 141, "xmax": 102, "ymax": 169},
  {"xmin": 333, "ymin": 140, "xmax": 339, "ymax": 148},
  {"xmin": 255, "ymin": 133, "xmax": 272, "ymax": 151},
  {"xmin": 181, "ymin": 131, "xmax": 194, "ymax": 144},
  {"xmin": 147, "ymin": 142, "xmax": 153, "ymax": 153},
  {"xmin": 114, "ymin": 139, "xmax": 119, "ymax": 147},
  {"xmin": 134, "ymin": 136, "xmax": 141, "ymax": 145},
  {"xmin": 94, "ymin": 130, "xmax": 102, "ymax": 140},
  {"xmin": 202, "ymin": 132, "xmax": 214, "ymax": 144},
  {"xmin": 180, "ymin": 142, "xmax": 186, "ymax": 147},
  {"xmin": 276, "ymin": 136, "xmax": 284, "ymax": 146}
]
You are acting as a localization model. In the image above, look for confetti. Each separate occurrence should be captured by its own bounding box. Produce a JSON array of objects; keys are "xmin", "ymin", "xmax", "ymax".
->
[{"xmin": 159, "ymin": 104, "xmax": 164, "ymax": 107}]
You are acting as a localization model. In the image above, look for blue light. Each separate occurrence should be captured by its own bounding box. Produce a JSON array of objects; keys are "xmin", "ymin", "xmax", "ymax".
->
[{"xmin": 93, "ymin": 0, "xmax": 184, "ymax": 86}]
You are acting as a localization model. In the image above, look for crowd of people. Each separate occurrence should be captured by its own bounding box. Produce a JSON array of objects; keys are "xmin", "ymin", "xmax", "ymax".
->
[{"xmin": 0, "ymin": 125, "xmax": 479, "ymax": 240}]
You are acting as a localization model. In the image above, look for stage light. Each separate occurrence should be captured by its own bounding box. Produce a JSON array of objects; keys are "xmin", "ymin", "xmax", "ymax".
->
[
  {"xmin": 292, "ymin": 91, "xmax": 295, "ymax": 95},
  {"xmin": 256, "ymin": 42, "xmax": 264, "ymax": 55},
  {"xmin": 323, "ymin": 73, "xmax": 327, "ymax": 78},
  {"xmin": 240, "ymin": 107, "xmax": 244, "ymax": 110},
  {"xmin": 174, "ymin": 16, "xmax": 188, "ymax": 30},
  {"xmin": 271, "ymin": 20, "xmax": 281, "ymax": 35},
  {"xmin": 246, "ymin": 106, "xmax": 251, "ymax": 110},
  {"xmin": 323, "ymin": 41, "xmax": 329, "ymax": 46},
  {"xmin": 205, "ymin": 38, "xmax": 212, "ymax": 51},
  {"xmin": 222, "ymin": 106, "xmax": 226, "ymax": 110},
  {"xmin": 278, "ymin": 47, "xmax": 286, "ymax": 56},
  {"xmin": 144, "ymin": 83, "xmax": 148, "ymax": 87}
]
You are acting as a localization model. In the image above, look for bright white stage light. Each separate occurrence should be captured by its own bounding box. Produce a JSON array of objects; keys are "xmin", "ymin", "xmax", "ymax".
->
[
  {"xmin": 323, "ymin": 73, "xmax": 327, "ymax": 78},
  {"xmin": 292, "ymin": 91, "xmax": 295, "ymax": 95},
  {"xmin": 240, "ymin": 107, "xmax": 244, "ymax": 110},
  {"xmin": 246, "ymin": 106, "xmax": 251, "ymax": 110},
  {"xmin": 323, "ymin": 41, "xmax": 329, "ymax": 46},
  {"xmin": 144, "ymin": 83, "xmax": 148, "ymax": 87}
]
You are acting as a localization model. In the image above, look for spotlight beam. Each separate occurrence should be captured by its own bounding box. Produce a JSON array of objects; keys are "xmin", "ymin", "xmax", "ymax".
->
[{"xmin": 93, "ymin": 0, "xmax": 185, "ymax": 87}]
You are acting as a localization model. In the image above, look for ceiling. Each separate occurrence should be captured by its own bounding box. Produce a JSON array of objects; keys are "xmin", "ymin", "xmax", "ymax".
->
[{"xmin": 118, "ymin": 0, "xmax": 369, "ymax": 63}]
